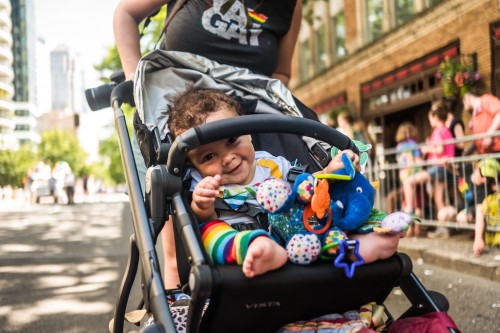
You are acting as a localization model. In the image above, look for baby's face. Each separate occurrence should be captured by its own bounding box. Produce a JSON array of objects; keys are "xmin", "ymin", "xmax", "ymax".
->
[{"xmin": 187, "ymin": 109, "xmax": 256, "ymax": 185}]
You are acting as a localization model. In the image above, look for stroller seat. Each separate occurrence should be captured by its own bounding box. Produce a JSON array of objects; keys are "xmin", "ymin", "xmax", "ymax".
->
[
  {"xmin": 103, "ymin": 50, "xmax": 459, "ymax": 333},
  {"xmin": 197, "ymin": 255, "xmax": 409, "ymax": 333}
]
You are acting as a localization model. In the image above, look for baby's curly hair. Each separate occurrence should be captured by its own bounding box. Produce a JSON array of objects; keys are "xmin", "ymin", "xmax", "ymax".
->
[{"xmin": 168, "ymin": 87, "xmax": 243, "ymax": 138}]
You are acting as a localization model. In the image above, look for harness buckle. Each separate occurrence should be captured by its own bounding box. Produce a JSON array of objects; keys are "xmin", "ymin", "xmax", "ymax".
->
[{"xmin": 286, "ymin": 164, "xmax": 310, "ymax": 183}]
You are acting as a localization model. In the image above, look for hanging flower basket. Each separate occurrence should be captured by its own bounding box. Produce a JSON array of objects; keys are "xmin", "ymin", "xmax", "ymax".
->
[{"xmin": 435, "ymin": 57, "xmax": 481, "ymax": 99}]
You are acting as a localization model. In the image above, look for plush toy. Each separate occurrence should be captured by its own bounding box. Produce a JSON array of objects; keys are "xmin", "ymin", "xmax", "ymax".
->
[
  {"xmin": 256, "ymin": 153, "xmax": 374, "ymax": 277},
  {"xmin": 256, "ymin": 150, "xmax": 413, "ymax": 278},
  {"xmin": 373, "ymin": 211, "xmax": 413, "ymax": 234}
]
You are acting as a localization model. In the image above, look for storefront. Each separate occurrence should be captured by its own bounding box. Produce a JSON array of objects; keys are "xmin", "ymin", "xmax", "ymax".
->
[{"xmin": 291, "ymin": 0, "xmax": 500, "ymax": 151}]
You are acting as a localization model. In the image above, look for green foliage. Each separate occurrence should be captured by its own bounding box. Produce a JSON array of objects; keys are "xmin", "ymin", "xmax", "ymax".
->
[
  {"xmin": 86, "ymin": 162, "xmax": 114, "ymax": 185},
  {"xmin": 436, "ymin": 57, "xmax": 481, "ymax": 99},
  {"xmin": 301, "ymin": 0, "xmax": 326, "ymax": 26},
  {"xmin": 139, "ymin": 6, "xmax": 167, "ymax": 52},
  {"xmin": 0, "ymin": 146, "xmax": 37, "ymax": 188},
  {"xmin": 94, "ymin": 45, "xmax": 123, "ymax": 83},
  {"xmin": 38, "ymin": 130, "xmax": 87, "ymax": 176},
  {"xmin": 99, "ymin": 134, "xmax": 125, "ymax": 185},
  {"xmin": 94, "ymin": 6, "xmax": 167, "ymax": 85}
]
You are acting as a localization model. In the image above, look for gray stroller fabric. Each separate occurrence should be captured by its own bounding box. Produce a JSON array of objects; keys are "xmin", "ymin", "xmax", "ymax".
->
[
  {"xmin": 133, "ymin": 50, "xmax": 328, "ymax": 168},
  {"xmin": 134, "ymin": 49, "xmax": 303, "ymax": 141}
]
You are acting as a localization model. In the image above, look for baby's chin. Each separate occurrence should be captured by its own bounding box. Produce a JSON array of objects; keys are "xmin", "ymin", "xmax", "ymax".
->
[{"xmin": 220, "ymin": 175, "xmax": 249, "ymax": 186}]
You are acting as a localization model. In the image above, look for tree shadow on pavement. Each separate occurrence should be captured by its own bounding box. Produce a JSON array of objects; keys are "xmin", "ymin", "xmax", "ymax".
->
[{"xmin": 0, "ymin": 201, "xmax": 144, "ymax": 333}]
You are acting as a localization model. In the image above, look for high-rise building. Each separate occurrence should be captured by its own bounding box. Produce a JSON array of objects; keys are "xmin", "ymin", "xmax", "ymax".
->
[
  {"xmin": 35, "ymin": 36, "xmax": 51, "ymax": 114},
  {"xmin": 0, "ymin": 0, "xmax": 16, "ymax": 150},
  {"xmin": 11, "ymin": 0, "xmax": 40, "ymax": 149},
  {"xmin": 50, "ymin": 44, "xmax": 86, "ymax": 114}
]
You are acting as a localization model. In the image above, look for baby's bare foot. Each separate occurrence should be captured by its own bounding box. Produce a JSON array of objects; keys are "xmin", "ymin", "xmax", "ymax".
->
[{"xmin": 242, "ymin": 237, "xmax": 287, "ymax": 278}]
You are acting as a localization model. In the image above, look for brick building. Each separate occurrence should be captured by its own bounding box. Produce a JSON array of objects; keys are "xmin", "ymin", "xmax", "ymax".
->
[{"xmin": 290, "ymin": 0, "xmax": 500, "ymax": 149}]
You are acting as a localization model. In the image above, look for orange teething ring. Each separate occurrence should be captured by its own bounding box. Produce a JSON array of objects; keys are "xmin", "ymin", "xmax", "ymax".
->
[{"xmin": 303, "ymin": 204, "xmax": 332, "ymax": 234}]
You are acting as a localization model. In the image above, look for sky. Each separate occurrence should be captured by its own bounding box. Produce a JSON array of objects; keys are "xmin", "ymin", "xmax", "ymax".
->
[
  {"xmin": 34, "ymin": 0, "xmax": 122, "ymax": 161},
  {"xmin": 35, "ymin": 0, "xmax": 121, "ymax": 86}
]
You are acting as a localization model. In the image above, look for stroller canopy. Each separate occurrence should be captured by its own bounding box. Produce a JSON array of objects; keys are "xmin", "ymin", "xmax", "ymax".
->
[{"xmin": 134, "ymin": 50, "xmax": 304, "ymax": 142}]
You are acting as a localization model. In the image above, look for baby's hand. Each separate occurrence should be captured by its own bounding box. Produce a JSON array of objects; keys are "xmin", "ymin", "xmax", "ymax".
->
[
  {"xmin": 328, "ymin": 149, "xmax": 360, "ymax": 173},
  {"xmin": 192, "ymin": 174, "xmax": 221, "ymax": 211}
]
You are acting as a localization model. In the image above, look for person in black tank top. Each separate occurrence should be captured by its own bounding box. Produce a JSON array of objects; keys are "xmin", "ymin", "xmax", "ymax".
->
[
  {"xmin": 114, "ymin": 0, "xmax": 302, "ymax": 290},
  {"xmin": 446, "ymin": 110, "xmax": 465, "ymax": 157},
  {"xmin": 114, "ymin": 0, "xmax": 301, "ymax": 85}
]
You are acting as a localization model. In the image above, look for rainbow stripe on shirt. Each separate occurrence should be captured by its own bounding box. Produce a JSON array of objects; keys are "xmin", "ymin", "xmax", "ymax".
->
[{"xmin": 248, "ymin": 9, "xmax": 267, "ymax": 24}]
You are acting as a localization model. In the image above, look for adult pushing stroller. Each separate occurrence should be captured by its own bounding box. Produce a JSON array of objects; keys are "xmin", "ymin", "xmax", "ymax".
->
[{"xmin": 87, "ymin": 49, "xmax": 460, "ymax": 333}]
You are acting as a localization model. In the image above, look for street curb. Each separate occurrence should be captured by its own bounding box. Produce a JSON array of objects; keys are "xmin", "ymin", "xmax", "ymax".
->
[{"xmin": 398, "ymin": 239, "xmax": 500, "ymax": 283}]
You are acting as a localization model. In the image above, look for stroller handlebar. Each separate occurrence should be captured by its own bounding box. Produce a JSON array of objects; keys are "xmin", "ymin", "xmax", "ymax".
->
[
  {"xmin": 84, "ymin": 71, "xmax": 135, "ymax": 111},
  {"xmin": 167, "ymin": 115, "xmax": 358, "ymax": 177}
]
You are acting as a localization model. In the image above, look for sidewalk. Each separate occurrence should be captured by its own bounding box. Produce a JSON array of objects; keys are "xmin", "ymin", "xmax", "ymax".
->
[
  {"xmin": 2, "ymin": 196, "xmax": 499, "ymax": 282},
  {"xmin": 0, "ymin": 192, "xmax": 129, "ymax": 213},
  {"xmin": 398, "ymin": 231, "xmax": 500, "ymax": 282}
]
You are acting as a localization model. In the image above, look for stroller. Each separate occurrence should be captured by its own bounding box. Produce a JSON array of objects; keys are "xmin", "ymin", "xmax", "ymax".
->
[{"xmin": 88, "ymin": 50, "xmax": 460, "ymax": 333}]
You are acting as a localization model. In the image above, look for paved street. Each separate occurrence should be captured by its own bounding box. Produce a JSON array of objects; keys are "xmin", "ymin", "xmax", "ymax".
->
[
  {"xmin": 385, "ymin": 261, "xmax": 500, "ymax": 332},
  {"xmin": 0, "ymin": 197, "xmax": 499, "ymax": 332},
  {"xmin": 0, "ymin": 195, "xmax": 143, "ymax": 333}
]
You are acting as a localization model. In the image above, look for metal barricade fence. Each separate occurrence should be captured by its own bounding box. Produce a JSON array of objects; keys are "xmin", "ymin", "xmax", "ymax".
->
[{"xmin": 368, "ymin": 132, "xmax": 500, "ymax": 233}]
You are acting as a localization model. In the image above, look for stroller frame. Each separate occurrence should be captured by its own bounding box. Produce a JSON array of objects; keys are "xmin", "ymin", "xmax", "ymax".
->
[{"xmin": 107, "ymin": 52, "xmax": 458, "ymax": 333}]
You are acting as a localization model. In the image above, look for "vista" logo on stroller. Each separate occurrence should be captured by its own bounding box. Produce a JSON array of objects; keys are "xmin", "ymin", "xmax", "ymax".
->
[{"xmin": 245, "ymin": 301, "xmax": 281, "ymax": 309}]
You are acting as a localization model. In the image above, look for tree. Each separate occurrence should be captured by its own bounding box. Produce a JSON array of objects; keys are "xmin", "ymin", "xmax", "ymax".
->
[
  {"xmin": 99, "ymin": 135, "xmax": 125, "ymax": 185},
  {"xmin": 94, "ymin": 7, "xmax": 166, "ymax": 82},
  {"xmin": 0, "ymin": 147, "xmax": 36, "ymax": 188},
  {"xmin": 38, "ymin": 130, "xmax": 87, "ymax": 176},
  {"xmin": 92, "ymin": 8, "xmax": 167, "ymax": 186}
]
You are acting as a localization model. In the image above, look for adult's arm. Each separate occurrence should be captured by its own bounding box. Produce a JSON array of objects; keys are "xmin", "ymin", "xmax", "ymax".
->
[
  {"xmin": 481, "ymin": 112, "xmax": 500, "ymax": 150},
  {"xmin": 463, "ymin": 141, "xmax": 476, "ymax": 156},
  {"xmin": 453, "ymin": 121, "xmax": 465, "ymax": 151},
  {"xmin": 113, "ymin": 0, "xmax": 169, "ymax": 81},
  {"xmin": 272, "ymin": 0, "xmax": 302, "ymax": 87}
]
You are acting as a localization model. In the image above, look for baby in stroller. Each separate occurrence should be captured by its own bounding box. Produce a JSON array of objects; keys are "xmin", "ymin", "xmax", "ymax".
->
[
  {"xmin": 167, "ymin": 86, "xmax": 403, "ymax": 279},
  {"xmin": 101, "ymin": 50, "xmax": 459, "ymax": 333}
]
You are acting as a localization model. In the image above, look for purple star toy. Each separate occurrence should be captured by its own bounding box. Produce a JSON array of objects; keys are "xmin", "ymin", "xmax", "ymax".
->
[{"xmin": 333, "ymin": 239, "xmax": 364, "ymax": 278}]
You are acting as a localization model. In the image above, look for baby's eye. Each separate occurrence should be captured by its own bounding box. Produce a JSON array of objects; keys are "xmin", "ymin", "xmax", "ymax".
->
[
  {"xmin": 227, "ymin": 137, "xmax": 238, "ymax": 145},
  {"xmin": 202, "ymin": 153, "xmax": 215, "ymax": 162},
  {"xmin": 356, "ymin": 187, "xmax": 363, "ymax": 193}
]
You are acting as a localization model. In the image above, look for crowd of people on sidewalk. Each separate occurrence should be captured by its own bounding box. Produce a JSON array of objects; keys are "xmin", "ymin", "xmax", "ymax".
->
[
  {"xmin": 378, "ymin": 92, "xmax": 500, "ymax": 257},
  {"xmin": 327, "ymin": 92, "xmax": 500, "ymax": 257}
]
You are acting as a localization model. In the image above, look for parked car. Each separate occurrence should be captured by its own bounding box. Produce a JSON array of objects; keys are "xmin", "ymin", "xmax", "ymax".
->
[{"xmin": 31, "ymin": 177, "xmax": 61, "ymax": 203}]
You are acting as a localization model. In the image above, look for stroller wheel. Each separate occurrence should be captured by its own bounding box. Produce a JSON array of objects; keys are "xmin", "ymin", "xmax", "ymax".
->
[{"xmin": 428, "ymin": 290, "xmax": 449, "ymax": 312}]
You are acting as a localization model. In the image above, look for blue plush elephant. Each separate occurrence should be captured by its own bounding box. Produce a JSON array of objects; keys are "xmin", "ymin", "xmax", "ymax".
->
[{"xmin": 329, "ymin": 172, "xmax": 375, "ymax": 231}]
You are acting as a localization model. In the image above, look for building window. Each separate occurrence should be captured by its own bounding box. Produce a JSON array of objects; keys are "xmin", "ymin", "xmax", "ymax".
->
[
  {"xmin": 395, "ymin": 0, "xmax": 415, "ymax": 27},
  {"xmin": 361, "ymin": 42, "xmax": 460, "ymax": 117},
  {"xmin": 366, "ymin": 0, "xmax": 384, "ymax": 42},
  {"xmin": 361, "ymin": 0, "xmax": 442, "ymax": 44},
  {"xmin": 15, "ymin": 109, "xmax": 30, "ymax": 117},
  {"xmin": 427, "ymin": 0, "xmax": 443, "ymax": 7},
  {"xmin": 15, "ymin": 124, "xmax": 30, "ymax": 131},
  {"xmin": 330, "ymin": 0, "xmax": 346, "ymax": 62},
  {"xmin": 315, "ymin": 24, "xmax": 328, "ymax": 72},
  {"xmin": 299, "ymin": 39, "xmax": 312, "ymax": 81}
]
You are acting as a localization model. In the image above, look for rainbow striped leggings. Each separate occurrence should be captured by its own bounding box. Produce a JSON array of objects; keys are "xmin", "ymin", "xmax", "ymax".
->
[{"xmin": 199, "ymin": 220, "xmax": 269, "ymax": 265}]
